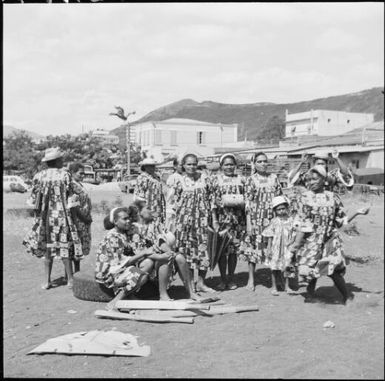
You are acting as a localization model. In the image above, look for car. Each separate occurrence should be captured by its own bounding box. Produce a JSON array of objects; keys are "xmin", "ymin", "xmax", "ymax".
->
[
  {"xmin": 118, "ymin": 175, "xmax": 138, "ymax": 193},
  {"xmin": 3, "ymin": 175, "xmax": 30, "ymax": 193}
]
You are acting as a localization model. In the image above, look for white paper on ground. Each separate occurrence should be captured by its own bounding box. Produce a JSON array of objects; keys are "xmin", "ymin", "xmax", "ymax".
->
[{"xmin": 28, "ymin": 330, "xmax": 151, "ymax": 357}]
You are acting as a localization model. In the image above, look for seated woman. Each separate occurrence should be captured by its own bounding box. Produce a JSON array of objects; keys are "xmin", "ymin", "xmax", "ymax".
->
[
  {"xmin": 132, "ymin": 199, "xmax": 201, "ymax": 301},
  {"xmin": 94, "ymin": 206, "xmax": 173, "ymax": 310}
]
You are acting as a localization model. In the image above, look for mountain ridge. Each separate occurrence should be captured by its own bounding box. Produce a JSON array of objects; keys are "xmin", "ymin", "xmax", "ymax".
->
[{"xmin": 112, "ymin": 86, "xmax": 384, "ymax": 142}]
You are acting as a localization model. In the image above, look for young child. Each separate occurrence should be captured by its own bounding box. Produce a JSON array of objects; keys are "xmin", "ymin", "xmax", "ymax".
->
[
  {"xmin": 95, "ymin": 206, "xmax": 173, "ymax": 310},
  {"xmin": 262, "ymin": 196, "xmax": 297, "ymax": 295},
  {"xmin": 132, "ymin": 200, "xmax": 201, "ymax": 300}
]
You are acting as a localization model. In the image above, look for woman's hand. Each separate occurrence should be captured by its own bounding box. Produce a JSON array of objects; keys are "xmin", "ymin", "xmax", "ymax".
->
[{"xmin": 356, "ymin": 207, "xmax": 370, "ymax": 215}]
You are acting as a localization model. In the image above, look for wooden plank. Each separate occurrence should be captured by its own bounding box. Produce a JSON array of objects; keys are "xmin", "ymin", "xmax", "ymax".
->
[
  {"xmin": 132, "ymin": 310, "xmax": 198, "ymax": 318},
  {"xmin": 206, "ymin": 305, "xmax": 259, "ymax": 315},
  {"xmin": 115, "ymin": 300, "xmax": 209, "ymax": 311},
  {"xmin": 95, "ymin": 310, "xmax": 194, "ymax": 324}
]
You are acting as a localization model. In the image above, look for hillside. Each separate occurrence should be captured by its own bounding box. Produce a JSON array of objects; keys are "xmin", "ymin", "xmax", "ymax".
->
[
  {"xmin": 112, "ymin": 87, "xmax": 384, "ymax": 142},
  {"xmin": 3, "ymin": 125, "xmax": 45, "ymax": 140}
]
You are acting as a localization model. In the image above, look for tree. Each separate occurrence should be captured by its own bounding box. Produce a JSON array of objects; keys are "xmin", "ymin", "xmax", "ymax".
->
[
  {"xmin": 257, "ymin": 116, "xmax": 285, "ymax": 142},
  {"xmin": 3, "ymin": 131, "xmax": 42, "ymax": 178}
]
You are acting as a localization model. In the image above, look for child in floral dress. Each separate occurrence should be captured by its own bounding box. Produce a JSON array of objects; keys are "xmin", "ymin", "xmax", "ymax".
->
[{"xmin": 262, "ymin": 196, "xmax": 297, "ymax": 296}]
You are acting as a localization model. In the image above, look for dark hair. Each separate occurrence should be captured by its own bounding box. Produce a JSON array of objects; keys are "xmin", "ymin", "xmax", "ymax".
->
[
  {"xmin": 103, "ymin": 206, "xmax": 139, "ymax": 230},
  {"xmin": 182, "ymin": 153, "xmax": 198, "ymax": 166},
  {"xmin": 252, "ymin": 152, "xmax": 268, "ymax": 163},
  {"xmin": 173, "ymin": 158, "xmax": 179, "ymax": 167},
  {"xmin": 68, "ymin": 162, "xmax": 84, "ymax": 174},
  {"xmin": 181, "ymin": 154, "xmax": 198, "ymax": 172},
  {"xmin": 132, "ymin": 199, "xmax": 145, "ymax": 212},
  {"xmin": 45, "ymin": 158, "xmax": 63, "ymax": 168},
  {"xmin": 220, "ymin": 154, "xmax": 237, "ymax": 166}
]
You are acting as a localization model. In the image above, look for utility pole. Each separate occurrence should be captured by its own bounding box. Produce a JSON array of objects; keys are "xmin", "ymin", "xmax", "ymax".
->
[{"xmin": 109, "ymin": 107, "xmax": 136, "ymax": 177}]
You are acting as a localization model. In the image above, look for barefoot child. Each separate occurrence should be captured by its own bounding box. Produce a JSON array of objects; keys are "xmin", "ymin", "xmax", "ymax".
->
[
  {"xmin": 262, "ymin": 196, "xmax": 297, "ymax": 296},
  {"xmin": 133, "ymin": 200, "xmax": 201, "ymax": 300}
]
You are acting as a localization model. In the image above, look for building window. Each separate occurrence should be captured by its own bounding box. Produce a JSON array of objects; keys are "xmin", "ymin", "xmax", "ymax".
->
[
  {"xmin": 347, "ymin": 119, "xmax": 350, "ymax": 124},
  {"xmin": 197, "ymin": 131, "xmax": 206, "ymax": 145},
  {"xmin": 155, "ymin": 130, "xmax": 162, "ymax": 145},
  {"xmin": 350, "ymin": 159, "xmax": 359, "ymax": 169},
  {"xmin": 170, "ymin": 130, "xmax": 177, "ymax": 146},
  {"xmin": 327, "ymin": 118, "xmax": 331, "ymax": 123}
]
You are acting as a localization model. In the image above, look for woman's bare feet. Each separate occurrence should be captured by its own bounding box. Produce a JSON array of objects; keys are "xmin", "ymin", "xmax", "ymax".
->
[
  {"xmin": 217, "ymin": 282, "xmax": 227, "ymax": 291},
  {"xmin": 246, "ymin": 281, "xmax": 255, "ymax": 291},
  {"xmin": 195, "ymin": 284, "xmax": 216, "ymax": 293},
  {"xmin": 271, "ymin": 289, "xmax": 279, "ymax": 296},
  {"xmin": 41, "ymin": 282, "xmax": 52, "ymax": 290}
]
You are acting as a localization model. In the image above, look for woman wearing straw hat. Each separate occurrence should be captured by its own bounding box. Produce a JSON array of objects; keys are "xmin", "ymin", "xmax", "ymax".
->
[
  {"xmin": 23, "ymin": 147, "xmax": 83, "ymax": 290},
  {"xmin": 133, "ymin": 158, "xmax": 166, "ymax": 230},
  {"xmin": 288, "ymin": 149, "xmax": 354, "ymax": 191},
  {"xmin": 240, "ymin": 151, "xmax": 283, "ymax": 291},
  {"xmin": 171, "ymin": 152, "xmax": 214, "ymax": 293},
  {"xmin": 289, "ymin": 165, "xmax": 369, "ymax": 304},
  {"xmin": 210, "ymin": 153, "xmax": 246, "ymax": 291}
]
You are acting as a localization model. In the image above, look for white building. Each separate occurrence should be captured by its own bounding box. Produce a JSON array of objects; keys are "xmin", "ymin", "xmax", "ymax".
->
[
  {"xmin": 132, "ymin": 118, "xmax": 238, "ymax": 162},
  {"xmin": 285, "ymin": 109, "xmax": 374, "ymax": 138},
  {"xmin": 91, "ymin": 129, "xmax": 120, "ymax": 145}
]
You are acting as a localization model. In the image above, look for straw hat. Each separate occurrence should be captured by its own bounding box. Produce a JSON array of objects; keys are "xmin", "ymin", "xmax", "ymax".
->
[
  {"xmin": 139, "ymin": 158, "xmax": 157, "ymax": 170},
  {"xmin": 41, "ymin": 147, "xmax": 64, "ymax": 162},
  {"xmin": 271, "ymin": 195, "xmax": 289, "ymax": 209},
  {"xmin": 309, "ymin": 165, "xmax": 327, "ymax": 178}
]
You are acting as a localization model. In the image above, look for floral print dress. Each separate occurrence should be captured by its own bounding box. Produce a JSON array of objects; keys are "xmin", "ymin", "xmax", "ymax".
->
[
  {"xmin": 294, "ymin": 190, "xmax": 348, "ymax": 283},
  {"xmin": 95, "ymin": 227, "xmax": 151, "ymax": 294},
  {"xmin": 134, "ymin": 172, "xmax": 166, "ymax": 227},
  {"xmin": 240, "ymin": 172, "xmax": 282, "ymax": 264},
  {"xmin": 172, "ymin": 173, "xmax": 211, "ymax": 274},
  {"xmin": 262, "ymin": 216, "xmax": 297, "ymax": 277},
  {"xmin": 67, "ymin": 180, "xmax": 92, "ymax": 256},
  {"xmin": 22, "ymin": 168, "xmax": 83, "ymax": 259},
  {"xmin": 209, "ymin": 173, "xmax": 246, "ymax": 255}
]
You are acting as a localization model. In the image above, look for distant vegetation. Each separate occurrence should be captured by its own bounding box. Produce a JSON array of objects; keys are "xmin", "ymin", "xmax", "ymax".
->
[{"xmin": 112, "ymin": 86, "xmax": 384, "ymax": 142}]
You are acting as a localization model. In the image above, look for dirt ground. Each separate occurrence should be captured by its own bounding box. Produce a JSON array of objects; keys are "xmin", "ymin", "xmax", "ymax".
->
[{"xmin": 3, "ymin": 190, "xmax": 384, "ymax": 379}]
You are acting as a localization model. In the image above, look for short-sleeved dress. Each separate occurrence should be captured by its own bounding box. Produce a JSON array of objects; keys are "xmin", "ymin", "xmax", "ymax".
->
[
  {"xmin": 209, "ymin": 173, "xmax": 246, "ymax": 255},
  {"xmin": 22, "ymin": 168, "xmax": 83, "ymax": 259},
  {"xmin": 293, "ymin": 189, "xmax": 348, "ymax": 283},
  {"xmin": 262, "ymin": 216, "xmax": 297, "ymax": 277},
  {"xmin": 95, "ymin": 226, "xmax": 150, "ymax": 294},
  {"xmin": 134, "ymin": 172, "xmax": 166, "ymax": 227},
  {"xmin": 165, "ymin": 172, "xmax": 183, "ymax": 232},
  {"xmin": 172, "ymin": 173, "xmax": 211, "ymax": 274},
  {"xmin": 240, "ymin": 172, "xmax": 283, "ymax": 264},
  {"xmin": 67, "ymin": 180, "xmax": 92, "ymax": 257}
]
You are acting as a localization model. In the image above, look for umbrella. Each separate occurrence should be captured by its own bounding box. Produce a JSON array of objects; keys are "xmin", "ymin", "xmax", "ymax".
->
[
  {"xmin": 207, "ymin": 226, "xmax": 219, "ymax": 271},
  {"xmin": 209, "ymin": 228, "xmax": 232, "ymax": 271}
]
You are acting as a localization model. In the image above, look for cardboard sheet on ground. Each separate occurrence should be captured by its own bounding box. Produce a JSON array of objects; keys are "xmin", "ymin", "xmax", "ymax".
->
[{"xmin": 28, "ymin": 330, "xmax": 151, "ymax": 357}]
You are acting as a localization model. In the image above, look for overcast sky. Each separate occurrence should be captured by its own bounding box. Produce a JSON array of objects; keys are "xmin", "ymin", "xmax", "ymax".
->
[{"xmin": 3, "ymin": 2, "xmax": 384, "ymax": 136}]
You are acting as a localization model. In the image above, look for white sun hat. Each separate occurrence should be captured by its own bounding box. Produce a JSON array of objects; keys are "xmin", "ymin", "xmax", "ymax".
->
[
  {"xmin": 271, "ymin": 195, "xmax": 289, "ymax": 209},
  {"xmin": 41, "ymin": 147, "xmax": 64, "ymax": 162}
]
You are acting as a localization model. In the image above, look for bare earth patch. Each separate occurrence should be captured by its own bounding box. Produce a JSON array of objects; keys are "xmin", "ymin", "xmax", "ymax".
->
[{"xmin": 3, "ymin": 191, "xmax": 384, "ymax": 378}]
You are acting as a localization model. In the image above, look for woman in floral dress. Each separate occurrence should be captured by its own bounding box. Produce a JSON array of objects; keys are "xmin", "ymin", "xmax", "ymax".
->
[
  {"xmin": 171, "ymin": 153, "xmax": 214, "ymax": 293},
  {"xmin": 210, "ymin": 153, "xmax": 246, "ymax": 291},
  {"xmin": 240, "ymin": 152, "xmax": 283, "ymax": 291},
  {"xmin": 290, "ymin": 165, "xmax": 369, "ymax": 304},
  {"xmin": 23, "ymin": 147, "xmax": 82, "ymax": 290},
  {"xmin": 67, "ymin": 162, "xmax": 93, "ymax": 273},
  {"xmin": 133, "ymin": 158, "xmax": 166, "ymax": 229}
]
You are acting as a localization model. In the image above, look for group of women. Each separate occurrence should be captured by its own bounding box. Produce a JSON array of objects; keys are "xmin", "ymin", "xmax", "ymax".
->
[
  {"xmin": 130, "ymin": 149, "xmax": 369, "ymax": 304},
  {"xmin": 23, "ymin": 146, "xmax": 369, "ymax": 306}
]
